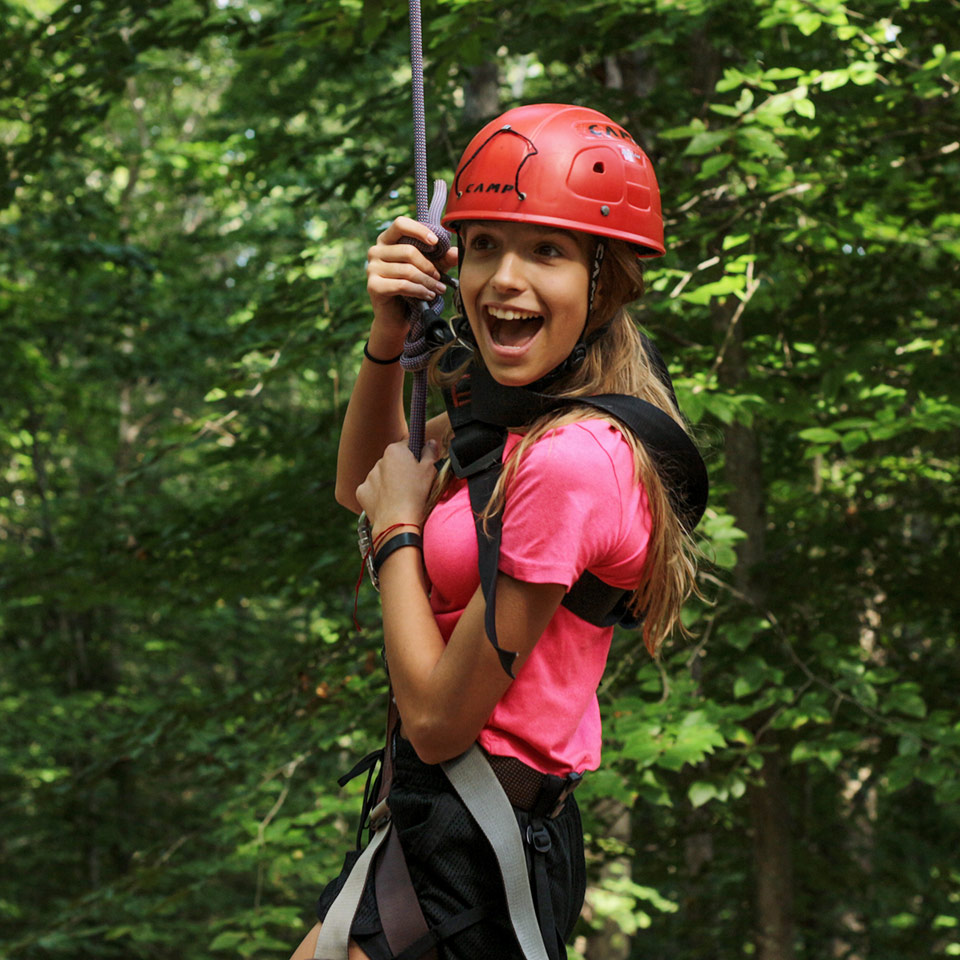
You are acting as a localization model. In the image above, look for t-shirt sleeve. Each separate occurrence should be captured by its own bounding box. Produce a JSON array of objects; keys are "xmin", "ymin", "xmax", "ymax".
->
[{"xmin": 497, "ymin": 422, "xmax": 633, "ymax": 589}]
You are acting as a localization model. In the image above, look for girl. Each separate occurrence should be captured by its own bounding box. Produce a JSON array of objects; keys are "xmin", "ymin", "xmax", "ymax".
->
[{"xmin": 292, "ymin": 103, "xmax": 705, "ymax": 960}]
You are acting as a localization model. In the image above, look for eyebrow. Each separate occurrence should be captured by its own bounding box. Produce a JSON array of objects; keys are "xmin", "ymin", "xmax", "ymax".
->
[
  {"xmin": 536, "ymin": 226, "xmax": 593, "ymax": 255},
  {"xmin": 464, "ymin": 223, "xmax": 583, "ymax": 245}
]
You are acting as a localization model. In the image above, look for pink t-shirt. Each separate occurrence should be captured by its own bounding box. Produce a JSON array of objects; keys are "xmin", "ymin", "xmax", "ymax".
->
[{"xmin": 423, "ymin": 419, "xmax": 651, "ymax": 776}]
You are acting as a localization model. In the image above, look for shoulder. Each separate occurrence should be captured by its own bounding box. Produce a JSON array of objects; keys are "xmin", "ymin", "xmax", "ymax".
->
[
  {"xmin": 498, "ymin": 418, "xmax": 645, "ymax": 585},
  {"xmin": 508, "ymin": 418, "xmax": 636, "ymax": 492}
]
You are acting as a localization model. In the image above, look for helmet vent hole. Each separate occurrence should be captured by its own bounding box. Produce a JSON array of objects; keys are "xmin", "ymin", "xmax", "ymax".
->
[{"xmin": 593, "ymin": 162, "xmax": 605, "ymax": 173}]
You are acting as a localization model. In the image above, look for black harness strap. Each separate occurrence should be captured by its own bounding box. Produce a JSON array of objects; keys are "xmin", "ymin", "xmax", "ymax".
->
[
  {"xmin": 561, "ymin": 568, "xmax": 639, "ymax": 629},
  {"xmin": 526, "ymin": 821, "xmax": 561, "ymax": 960},
  {"xmin": 559, "ymin": 393, "xmax": 709, "ymax": 535},
  {"xmin": 375, "ymin": 701, "xmax": 439, "ymax": 960},
  {"xmin": 390, "ymin": 903, "xmax": 493, "ymax": 960},
  {"xmin": 467, "ymin": 462, "xmax": 519, "ymax": 677}
]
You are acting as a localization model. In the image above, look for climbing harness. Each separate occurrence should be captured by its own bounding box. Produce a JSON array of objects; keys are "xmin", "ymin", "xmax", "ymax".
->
[
  {"xmin": 324, "ymin": 96, "xmax": 710, "ymax": 960},
  {"xmin": 316, "ymin": 700, "xmax": 578, "ymax": 960}
]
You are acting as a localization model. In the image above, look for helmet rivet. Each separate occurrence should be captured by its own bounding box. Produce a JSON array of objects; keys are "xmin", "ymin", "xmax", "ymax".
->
[{"xmin": 600, "ymin": 205, "xmax": 610, "ymax": 216}]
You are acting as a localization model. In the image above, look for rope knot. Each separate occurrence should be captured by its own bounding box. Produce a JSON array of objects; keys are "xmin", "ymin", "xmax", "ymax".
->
[{"xmin": 401, "ymin": 178, "xmax": 451, "ymax": 371}]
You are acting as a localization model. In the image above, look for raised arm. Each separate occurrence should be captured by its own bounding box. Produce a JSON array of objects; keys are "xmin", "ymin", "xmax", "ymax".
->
[{"xmin": 335, "ymin": 216, "xmax": 458, "ymax": 513}]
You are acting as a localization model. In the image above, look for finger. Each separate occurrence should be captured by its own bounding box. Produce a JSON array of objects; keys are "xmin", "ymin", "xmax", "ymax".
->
[
  {"xmin": 385, "ymin": 438, "xmax": 415, "ymax": 458},
  {"xmin": 367, "ymin": 250, "xmax": 443, "ymax": 294},
  {"xmin": 367, "ymin": 257, "xmax": 443, "ymax": 284},
  {"xmin": 377, "ymin": 216, "xmax": 439, "ymax": 248},
  {"xmin": 368, "ymin": 260, "xmax": 446, "ymax": 293},
  {"xmin": 367, "ymin": 273, "xmax": 445, "ymax": 303},
  {"xmin": 370, "ymin": 241, "xmax": 444, "ymax": 280},
  {"xmin": 421, "ymin": 439, "xmax": 441, "ymax": 466}
]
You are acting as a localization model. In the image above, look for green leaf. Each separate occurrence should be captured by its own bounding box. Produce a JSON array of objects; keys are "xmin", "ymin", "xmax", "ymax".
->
[
  {"xmin": 723, "ymin": 232, "xmax": 750, "ymax": 250},
  {"xmin": 886, "ymin": 684, "xmax": 927, "ymax": 718},
  {"xmin": 795, "ymin": 12, "xmax": 823, "ymax": 36},
  {"xmin": 684, "ymin": 129, "xmax": 732, "ymax": 156},
  {"xmin": 210, "ymin": 931, "xmax": 246, "ymax": 951},
  {"xmin": 798, "ymin": 428, "xmax": 841, "ymax": 443},
  {"xmin": 688, "ymin": 781, "xmax": 718, "ymax": 808},
  {"xmin": 840, "ymin": 429, "xmax": 870, "ymax": 452},
  {"xmin": 819, "ymin": 69, "xmax": 849, "ymax": 91},
  {"xmin": 698, "ymin": 153, "xmax": 734, "ymax": 179},
  {"xmin": 737, "ymin": 126, "xmax": 786, "ymax": 159}
]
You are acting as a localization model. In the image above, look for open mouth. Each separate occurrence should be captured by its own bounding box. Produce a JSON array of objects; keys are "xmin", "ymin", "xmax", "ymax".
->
[{"xmin": 485, "ymin": 306, "xmax": 544, "ymax": 349}]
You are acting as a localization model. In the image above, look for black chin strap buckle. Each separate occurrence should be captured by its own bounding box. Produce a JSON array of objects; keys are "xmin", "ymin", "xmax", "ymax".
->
[
  {"xmin": 447, "ymin": 419, "xmax": 507, "ymax": 479},
  {"xmin": 448, "ymin": 437, "xmax": 506, "ymax": 479}
]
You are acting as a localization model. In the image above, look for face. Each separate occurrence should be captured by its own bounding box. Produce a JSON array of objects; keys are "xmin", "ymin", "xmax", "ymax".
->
[{"xmin": 458, "ymin": 221, "xmax": 592, "ymax": 387}]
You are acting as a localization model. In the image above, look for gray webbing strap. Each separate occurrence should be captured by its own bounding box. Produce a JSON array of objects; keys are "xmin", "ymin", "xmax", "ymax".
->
[
  {"xmin": 441, "ymin": 745, "xmax": 551, "ymax": 960},
  {"xmin": 313, "ymin": 805, "xmax": 392, "ymax": 960}
]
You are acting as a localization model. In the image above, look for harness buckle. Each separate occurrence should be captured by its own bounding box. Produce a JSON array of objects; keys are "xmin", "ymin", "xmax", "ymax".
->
[
  {"xmin": 368, "ymin": 798, "xmax": 392, "ymax": 832},
  {"xmin": 447, "ymin": 439, "xmax": 506, "ymax": 479},
  {"xmin": 525, "ymin": 823, "xmax": 552, "ymax": 854},
  {"xmin": 550, "ymin": 771, "xmax": 583, "ymax": 819}
]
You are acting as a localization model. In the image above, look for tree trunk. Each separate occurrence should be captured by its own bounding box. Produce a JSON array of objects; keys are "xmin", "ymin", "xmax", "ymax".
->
[
  {"xmin": 463, "ymin": 62, "xmax": 499, "ymax": 123},
  {"xmin": 715, "ymin": 299, "xmax": 795, "ymax": 960},
  {"xmin": 582, "ymin": 798, "xmax": 632, "ymax": 960},
  {"xmin": 749, "ymin": 747, "xmax": 795, "ymax": 960}
]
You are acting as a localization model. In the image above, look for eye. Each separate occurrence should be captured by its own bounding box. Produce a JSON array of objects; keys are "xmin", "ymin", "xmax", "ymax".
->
[
  {"xmin": 468, "ymin": 232, "xmax": 496, "ymax": 251},
  {"xmin": 535, "ymin": 241, "xmax": 564, "ymax": 258}
]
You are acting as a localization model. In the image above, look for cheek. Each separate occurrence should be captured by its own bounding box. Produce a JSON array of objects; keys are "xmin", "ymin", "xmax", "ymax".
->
[
  {"xmin": 457, "ymin": 266, "xmax": 477, "ymax": 306},
  {"xmin": 554, "ymin": 276, "xmax": 589, "ymax": 328}
]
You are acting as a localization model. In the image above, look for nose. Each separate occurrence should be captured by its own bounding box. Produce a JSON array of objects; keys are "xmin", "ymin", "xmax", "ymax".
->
[{"xmin": 489, "ymin": 250, "xmax": 525, "ymax": 294}]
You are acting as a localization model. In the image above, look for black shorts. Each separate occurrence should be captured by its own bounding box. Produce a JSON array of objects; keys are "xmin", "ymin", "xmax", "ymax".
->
[{"xmin": 315, "ymin": 737, "xmax": 586, "ymax": 960}]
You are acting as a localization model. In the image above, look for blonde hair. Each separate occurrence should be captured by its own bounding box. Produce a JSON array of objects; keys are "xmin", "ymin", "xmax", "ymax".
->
[{"xmin": 428, "ymin": 239, "xmax": 700, "ymax": 656}]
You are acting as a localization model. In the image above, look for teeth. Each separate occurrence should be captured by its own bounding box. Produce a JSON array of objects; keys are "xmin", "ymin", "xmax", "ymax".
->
[{"xmin": 487, "ymin": 306, "xmax": 541, "ymax": 321}]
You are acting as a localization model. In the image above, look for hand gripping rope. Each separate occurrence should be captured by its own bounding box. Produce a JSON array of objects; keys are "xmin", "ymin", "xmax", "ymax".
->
[{"xmin": 355, "ymin": 0, "xmax": 451, "ymax": 588}]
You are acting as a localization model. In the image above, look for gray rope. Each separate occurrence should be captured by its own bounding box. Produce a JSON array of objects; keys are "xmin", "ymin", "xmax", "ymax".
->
[{"xmin": 401, "ymin": 0, "xmax": 450, "ymax": 460}]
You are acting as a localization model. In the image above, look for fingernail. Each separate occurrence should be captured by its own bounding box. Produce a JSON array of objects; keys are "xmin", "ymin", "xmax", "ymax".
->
[
  {"xmin": 426, "ymin": 232, "xmax": 438, "ymax": 244},
  {"xmin": 434, "ymin": 282, "xmax": 446, "ymax": 293}
]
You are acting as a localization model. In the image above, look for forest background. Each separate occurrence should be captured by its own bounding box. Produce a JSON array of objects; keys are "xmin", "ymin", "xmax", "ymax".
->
[{"xmin": 2, "ymin": 0, "xmax": 958, "ymax": 958}]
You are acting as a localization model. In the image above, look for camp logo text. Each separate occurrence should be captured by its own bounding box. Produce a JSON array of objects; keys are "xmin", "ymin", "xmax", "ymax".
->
[
  {"xmin": 581, "ymin": 122, "xmax": 640, "ymax": 147},
  {"xmin": 461, "ymin": 182, "xmax": 516, "ymax": 195}
]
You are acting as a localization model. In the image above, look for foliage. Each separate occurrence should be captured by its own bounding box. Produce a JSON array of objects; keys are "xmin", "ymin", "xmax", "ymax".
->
[{"xmin": 1, "ymin": 1, "xmax": 958, "ymax": 958}]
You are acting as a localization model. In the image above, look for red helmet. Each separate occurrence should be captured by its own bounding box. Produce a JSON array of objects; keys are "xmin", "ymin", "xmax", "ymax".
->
[{"xmin": 442, "ymin": 103, "xmax": 664, "ymax": 257}]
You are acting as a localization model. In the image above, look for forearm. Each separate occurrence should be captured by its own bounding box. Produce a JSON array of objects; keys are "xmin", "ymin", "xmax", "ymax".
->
[
  {"xmin": 335, "ymin": 325, "xmax": 409, "ymax": 512},
  {"xmin": 377, "ymin": 549, "xmax": 493, "ymax": 764},
  {"xmin": 378, "ymin": 549, "xmax": 446, "ymax": 739},
  {"xmin": 338, "ymin": 216, "xmax": 455, "ymax": 512}
]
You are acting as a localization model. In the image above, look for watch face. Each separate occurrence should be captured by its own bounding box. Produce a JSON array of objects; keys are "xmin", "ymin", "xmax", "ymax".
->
[{"xmin": 357, "ymin": 511, "xmax": 379, "ymax": 591}]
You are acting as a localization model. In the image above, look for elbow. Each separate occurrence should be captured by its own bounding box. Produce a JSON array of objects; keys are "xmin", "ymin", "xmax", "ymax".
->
[
  {"xmin": 334, "ymin": 479, "xmax": 361, "ymax": 514},
  {"xmin": 403, "ymin": 713, "xmax": 476, "ymax": 767}
]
